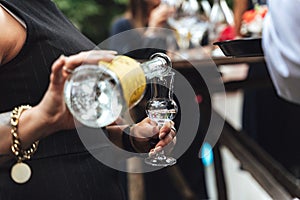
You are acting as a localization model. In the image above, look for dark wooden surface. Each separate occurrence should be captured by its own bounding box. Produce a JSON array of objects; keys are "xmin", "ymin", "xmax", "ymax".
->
[
  {"xmin": 219, "ymin": 118, "xmax": 300, "ymax": 199},
  {"xmin": 172, "ymin": 56, "xmax": 265, "ymax": 69}
]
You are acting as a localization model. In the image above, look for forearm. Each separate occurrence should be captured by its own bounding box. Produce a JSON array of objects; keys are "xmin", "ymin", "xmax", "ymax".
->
[
  {"xmin": 0, "ymin": 111, "xmax": 12, "ymax": 159},
  {"xmin": 106, "ymin": 125, "xmax": 128, "ymax": 150},
  {"xmin": 233, "ymin": 0, "xmax": 248, "ymax": 36},
  {"xmin": 106, "ymin": 124, "xmax": 147, "ymax": 153},
  {"xmin": 0, "ymin": 106, "xmax": 58, "ymax": 160}
]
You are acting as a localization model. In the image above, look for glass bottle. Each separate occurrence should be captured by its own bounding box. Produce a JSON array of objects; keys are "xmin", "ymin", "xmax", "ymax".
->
[
  {"xmin": 208, "ymin": 0, "xmax": 234, "ymax": 44},
  {"xmin": 64, "ymin": 53, "xmax": 172, "ymax": 128}
]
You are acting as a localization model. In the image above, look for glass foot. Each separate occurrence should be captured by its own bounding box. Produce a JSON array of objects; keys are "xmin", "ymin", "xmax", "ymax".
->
[{"xmin": 144, "ymin": 155, "xmax": 176, "ymax": 167}]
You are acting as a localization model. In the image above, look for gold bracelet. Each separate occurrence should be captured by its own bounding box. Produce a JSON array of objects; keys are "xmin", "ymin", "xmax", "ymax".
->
[{"xmin": 10, "ymin": 105, "xmax": 39, "ymax": 184}]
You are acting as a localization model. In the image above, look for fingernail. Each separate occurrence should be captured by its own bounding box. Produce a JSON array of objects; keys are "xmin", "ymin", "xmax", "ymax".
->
[
  {"xmin": 155, "ymin": 146, "xmax": 162, "ymax": 152},
  {"xmin": 149, "ymin": 149, "xmax": 155, "ymax": 157},
  {"xmin": 111, "ymin": 51, "xmax": 118, "ymax": 54},
  {"xmin": 159, "ymin": 132, "xmax": 166, "ymax": 139}
]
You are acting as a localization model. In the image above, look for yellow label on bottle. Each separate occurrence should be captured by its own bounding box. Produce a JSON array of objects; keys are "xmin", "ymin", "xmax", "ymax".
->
[{"xmin": 99, "ymin": 56, "xmax": 146, "ymax": 108}]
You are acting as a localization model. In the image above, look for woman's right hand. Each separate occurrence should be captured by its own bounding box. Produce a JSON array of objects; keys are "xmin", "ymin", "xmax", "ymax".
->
[{"xmin": 37, "ymin": 50, "xmax": 117, "ymax": 135}]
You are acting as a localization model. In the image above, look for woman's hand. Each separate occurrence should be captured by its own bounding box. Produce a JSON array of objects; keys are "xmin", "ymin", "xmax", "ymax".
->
[
  {"xmin": 148, "ymin": 4, "xmax": 175, "ymax": 28},
  {"xmin": 37, "ymin": 50, "xmax": 117, "ymax": 135},
  {"xmin": 130, "ymin": 118, "xmax": 176, "ymax": 154}
]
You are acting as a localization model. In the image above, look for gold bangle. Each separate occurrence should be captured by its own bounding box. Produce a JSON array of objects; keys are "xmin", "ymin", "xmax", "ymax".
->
[{"xmin": 10, "ymin": 105, "xmax": 39, "ymax": 184}]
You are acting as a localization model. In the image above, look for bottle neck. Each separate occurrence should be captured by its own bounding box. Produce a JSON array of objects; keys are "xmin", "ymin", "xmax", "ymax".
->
[{"xmin": 140, "ymin": 53, "xmax": 172, "ymax": 79}]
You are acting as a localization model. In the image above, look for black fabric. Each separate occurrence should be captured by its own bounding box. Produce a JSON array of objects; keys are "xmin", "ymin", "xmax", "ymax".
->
[{"xmin": 0, "ymin": 0, "xmax": 125, "ymax": 199}]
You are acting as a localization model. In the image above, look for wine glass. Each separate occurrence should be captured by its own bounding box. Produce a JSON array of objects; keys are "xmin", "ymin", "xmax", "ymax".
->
[
  {"xmin": 167, "ymin": 0, "xmax": 199, "ymax": 50},
  {"xmin": 190, "ymin": 20, "xmax": 208, "ymax": 47},
  {"xmin": 144, "ymin": 71, "xmax": 178, "ymax": 167}
]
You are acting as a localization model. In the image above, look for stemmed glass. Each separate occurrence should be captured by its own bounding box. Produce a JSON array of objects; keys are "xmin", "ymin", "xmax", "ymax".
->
[
  {"xmin": 167, "ymin": 0, "xmax": 199, "ymax": 50},
  {"xmin": 190, "ymin": 21, "xmax": 208, "ymax": 47},
  {"xmin": 165, "ymin": 0, "xmax": 209, "ymax": 58},
  {"xmin": 144, "ymin": 71, "xmax": 178, "ymax": 167}
]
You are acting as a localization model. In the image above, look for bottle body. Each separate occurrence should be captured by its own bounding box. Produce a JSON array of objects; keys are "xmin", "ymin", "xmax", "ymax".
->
[
  {"xmin": 208, "ymin": 0, "xmax": 234, "ymax": 44},
  {"xmin": 64, "ymin": 53, "xmax": 171, "ymax": 128}
]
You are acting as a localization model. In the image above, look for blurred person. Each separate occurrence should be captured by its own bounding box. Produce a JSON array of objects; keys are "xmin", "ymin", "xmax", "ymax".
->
[
  {"xmin": 262, "ymin": 0, "xmax": 300, "ymax": 177},
  {"xmin": 0, "ymin": 0, "xmax": 176, "ymax": 199},
  {"xmin": 233, "ymin": 0, "xmax": 249, "ymax": 37},
  {"xmin": 233, "ymin": 0, "xmax": 300, "ymax": 177},
  {"xmin": 234, "ymin": 0, "xmax": 266, "ymax": 37},
  {"xmin": 263, "ymin": 1, "xmax": 300, "ymax": 104},
  {"xmin": 109, "ymin": 0, "xmax": 176, "ymax": 59}
]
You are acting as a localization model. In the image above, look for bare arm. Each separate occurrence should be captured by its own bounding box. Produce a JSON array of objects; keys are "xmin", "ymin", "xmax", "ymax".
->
[
  {"xmin": 0, "ymin": 103, "xmax": 62, "ymax": 162},
  {"xmin": 0, "ymin": 52, "xmax": 118, "ymax": 163},
  {"xmin": 0, "ymin": 112, "xmax": 12, "ymax": 159},
  {"xmin": 0, "ymin": 5, "xmax": 26, "ymax": 65},
  {"xmin": 0, "ymin": 6, "xmax": 49, "ymax": 159},
  {"xmin": 233, "ymin": 0, "xmax": 248, "ymax": 36}
]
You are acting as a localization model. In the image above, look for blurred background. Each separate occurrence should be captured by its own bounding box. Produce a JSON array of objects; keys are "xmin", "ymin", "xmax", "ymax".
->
[{"xmin": 52, "ymin": 0, "xmax": 232, "ymax": 44}]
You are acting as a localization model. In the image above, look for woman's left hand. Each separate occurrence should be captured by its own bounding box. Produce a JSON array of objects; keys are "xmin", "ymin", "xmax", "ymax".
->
[{"xmin": 130, "ymin": 118, "xmax": 176, "ymax": 154}]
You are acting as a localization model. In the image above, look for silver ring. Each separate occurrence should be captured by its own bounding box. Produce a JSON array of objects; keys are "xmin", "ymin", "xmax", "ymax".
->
[
  {"xmin": 171, "ymin": 126, "xmax": 176, "ymax": 132},
  {"xmin": 63, "ymin": 66, "xmax": 73, "ymax": 74}
]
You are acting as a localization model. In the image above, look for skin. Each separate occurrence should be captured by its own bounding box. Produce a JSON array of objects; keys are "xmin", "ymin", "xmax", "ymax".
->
[
  {"xmin": 126, "ymin": 0, "xmax": 175, "ymax": 29},
  {"xmin": 233, "ymin": 0, "xmax": 248, "ymax": 36},
  {"xmin": 144, "ymin": 0, "xmax": 176, "ymax": 36},
  {"xmin": 148, "ymin": 3, "xmax": 175, "ymax": 28},
  {"xmin": 0, "ymin": 6, "xmax": 176, "ymax": 163}
]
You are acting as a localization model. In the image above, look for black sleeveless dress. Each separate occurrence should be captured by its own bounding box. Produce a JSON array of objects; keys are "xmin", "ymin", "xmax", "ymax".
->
[{"xmin": 0, "ymin": 0, "xmax": 125, "ymax": 199}]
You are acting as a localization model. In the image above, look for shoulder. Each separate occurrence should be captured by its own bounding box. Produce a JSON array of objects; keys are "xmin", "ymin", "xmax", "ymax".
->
[
  {"xmin": 0, "ymin": 5, "xmax": 26, "ymax": 65},
  {"xmin": 0, "ymin": 6, "xmax": 7, "ymax": 64},
  {"xmin": 110, "ymin": 17, "xmax": 133, "ymax": 36}
]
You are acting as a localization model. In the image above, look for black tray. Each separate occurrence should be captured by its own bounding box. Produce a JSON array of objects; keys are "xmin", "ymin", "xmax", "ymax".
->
[{"xmin": 214, "ymin": 38, "xmax": 263, "ymax": 57}]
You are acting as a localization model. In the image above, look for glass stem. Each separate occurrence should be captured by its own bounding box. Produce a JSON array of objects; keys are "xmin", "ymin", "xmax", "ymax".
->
[
  {"xmin": 155, "ymin": 150, "xmax": 167, "ymax": 160},
  {"xmin": 154, "ymin": 123, "xmax": 167, "ymax": 160}
]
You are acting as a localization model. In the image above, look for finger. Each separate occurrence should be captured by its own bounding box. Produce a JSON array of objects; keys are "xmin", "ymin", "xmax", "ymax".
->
[
  {"xmin": 148, "ymin": 118, "xmax": 158, "ymax": 127},
  {"xmin": 159, "ymin": 131, "xmax": 167, "ymax": 140},
  {"xmin": 149, "ymin": 146, "xmax": 162, "ymax": 157},
  {"xmin": 160, "ymin": 136, "xmax": 176, "ymax": 155},
  {"xmin": 84, "ymin": 50, "xmax": 118, "ymax": 63},
  {"xmin": 50, "ymin": 55, "xmax": 66, "ymax": 85},
  {"xmin": 159, "ymin": 127, "xmax": 176, "ymax": 140},
  {"xmin": 156, "ymin": 133, "xmax": 174, "ymax": 148},
  {"xmin": 63, "ymin": 50, "xmax": 117, "ymax": 71},
  {"xmin": 159, "ymin": 121, "xmax": 174, "ymax": 138}
]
